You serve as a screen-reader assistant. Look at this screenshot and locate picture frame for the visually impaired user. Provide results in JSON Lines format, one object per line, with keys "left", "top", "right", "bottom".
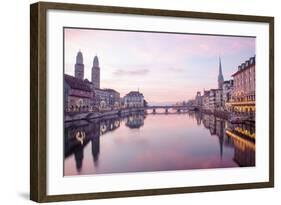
{"left": 30, "top": 1, "right": 274, "bottom": 202}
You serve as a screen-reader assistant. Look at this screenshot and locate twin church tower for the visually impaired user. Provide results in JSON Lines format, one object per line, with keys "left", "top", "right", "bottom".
{"left": 74, "top": 50, "right": 224, "bottom": 90}
{"left": 74, "top": 50, "right": 100, "bottom": 89}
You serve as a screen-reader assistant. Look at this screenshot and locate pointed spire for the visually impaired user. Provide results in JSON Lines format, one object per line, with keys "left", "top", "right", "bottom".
{"left": 219, "top": 56, "right": 222, "bottom": 75}
{"left": 218, "top": 56, "right": 224, "bottom": 89}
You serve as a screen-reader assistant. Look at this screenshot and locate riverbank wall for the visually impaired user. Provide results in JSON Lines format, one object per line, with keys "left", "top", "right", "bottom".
{"left": 201, "top": 109, "right": 230, "bottom": 120}
{"left": 65, "top": 107, "right": 231, "bottom": 122}
{"left": 65, "top": 108, "right": 145, "bottom": 122}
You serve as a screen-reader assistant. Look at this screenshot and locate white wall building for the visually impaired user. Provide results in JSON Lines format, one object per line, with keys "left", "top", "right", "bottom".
{"left": 124, "top": 91, "right": 144, "bottom": 108}
{"left": 202, "top": 90, "right": 210, "bottom": 110}
{"left": 209, "top": 89, "right": 223, "bottom": 111}
{"left": 195, "top": 91, "right": 203, "bottom": 107}
{"left": 222, "top": 80, "right": 234, "bottom": 111}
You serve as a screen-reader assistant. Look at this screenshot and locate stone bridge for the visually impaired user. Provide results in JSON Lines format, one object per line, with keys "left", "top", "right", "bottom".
{"left": 145, "top": 105, "right": 197, "bottom": 114}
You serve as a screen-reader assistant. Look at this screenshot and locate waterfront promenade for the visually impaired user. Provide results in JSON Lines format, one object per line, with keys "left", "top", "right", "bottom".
{"left": 65, "top": 104, "right": 254, "bottom": 124}
{"left": 64, "top": 105, "right": 197, "bottom": 122}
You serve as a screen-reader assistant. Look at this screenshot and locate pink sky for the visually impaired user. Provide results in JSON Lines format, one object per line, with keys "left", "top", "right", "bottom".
{"left": 64, "top": 28, "right": 255, "bottom": 105}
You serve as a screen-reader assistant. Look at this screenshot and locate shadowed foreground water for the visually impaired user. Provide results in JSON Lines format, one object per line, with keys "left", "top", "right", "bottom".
{"left": 64, "top": 112, "right": 255, "bottom": 176}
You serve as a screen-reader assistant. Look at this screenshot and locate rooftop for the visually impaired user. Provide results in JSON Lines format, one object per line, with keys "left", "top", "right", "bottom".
{"left": 64, "top": 74, "right": 91, "bottom": 92}
{"left": 125, "top": 91, "right": 144, "bottom": 97}
{"left": 232, "top": 56, "right": 255, "bottom": 77}
{"left": 103, "top": 88, "right": 119, "bottom": 93}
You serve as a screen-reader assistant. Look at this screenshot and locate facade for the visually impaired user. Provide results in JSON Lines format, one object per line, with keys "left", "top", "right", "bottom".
{"left": 93, "top": 88, "right": 110, "bottom": 108}
{"left": 209, "top": 90, "right": 215, "bottom": 111}
{"left": 91, "top": 55, "right": 100, "bottom": 89}
{"left": 103, "top": 89, "right": 120, "bottom": 108}
{"left": 222, "top": 80, "right": 234, "bottom": 110}
{"left": 202, "top": 90, "right": 210, "bottom": 110}
{"left": 93, "top": 88, "right": 120, "bottom": 109}
{"left": 228, "top": 56, "right": 255, "bottom": 114}
{"left": 194, "top": 91, "right": 203, "bottom": 107}
{"left": 64, "top": 74, "right": 93, "bottom": 110}
{"left": 124, "top": 91, "right": 144, "bottom": 108}
{"left": 209, "top": 89, "right": 223, "bottom": 111}
{"left": 200, "top": 57, "right": 233, "bottom": 112}
{"left": 218, "top": 57, "right": 224, "bottom": 89}
{"left": 74, "top": 51, "right": 84, "bottom": 80}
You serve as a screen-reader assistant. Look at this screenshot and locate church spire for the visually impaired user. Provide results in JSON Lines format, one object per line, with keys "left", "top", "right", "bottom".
{"left": 218, "top": 56, "right": 224, "bottom": 89}
{"left": 93, "top": 55, "right": 99, "bottom": 67}
{"left": 74, "top": 50, "right": 84, "bottom": 80}
{"left": 92, "top": 55, "right": 100, "bottom": 89}
{"left": 219, "top": 57, "right": 222, "bottom": 75}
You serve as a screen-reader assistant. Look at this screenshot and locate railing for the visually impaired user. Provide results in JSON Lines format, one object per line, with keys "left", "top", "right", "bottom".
{"left": 146, "top": 105, "right": 193, "bottom": 109}
{"left": 65, "top": 104, "right": 197, "bottom": 115}
{"left": 65, "top": 106, "right": 92, "bottom": 113}
{"left": 65, "top": 105, "right": 145, "bottom": 114}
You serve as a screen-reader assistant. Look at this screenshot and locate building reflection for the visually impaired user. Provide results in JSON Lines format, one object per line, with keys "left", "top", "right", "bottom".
{"left": 202, "top": 113, "right": 255, "bottom": 166}
{"left": 125, "top": 114, "right": 144, "bottom": 129}
{"left": 188, "top": 111, "right": 202, "bottom": 126}
{"left": 100, "top": 118, "right": 121, "bottom": 135}
{"left": 225, "top": 122, "right": 255, "bottom": 166}
{"left": 64, "top": 122, "right": 92, "bottom": 172}
{"left": 195, "top": 111, "right": 202, "bottom": 125}
{"left": 64, "top": 121, "right": 91, "bottom": 158}
{"left": 91, "top": 122, "right": 100, "bottom": 167}
{"left": 202, "top": 115, "right": 226, "bottom": 159}
{"left": 64, "top": 117, "right": 122, "bottom": 172}
{"left": 64, "top": 112, "right": 255, "bottom": 173}
{"left": 74, "top": 145, "right": 84, "bottom": 172}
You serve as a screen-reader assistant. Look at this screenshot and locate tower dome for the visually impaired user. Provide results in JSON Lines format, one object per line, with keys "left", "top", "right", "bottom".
{"left": 74, "top": 50, "right": 84, "bottom": 80}
{"left": 93, "top": 55, "right": 99, "bottom": 67}
{"left": 92, "top": 55, "right": 100, "bottom": 89}
{"left": 76, "top": 50, "right": 83, "bottom": 64}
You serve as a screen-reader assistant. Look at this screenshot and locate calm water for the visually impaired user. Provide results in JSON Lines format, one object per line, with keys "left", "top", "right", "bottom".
{"left": 64, "top": 112, "right": 255, "bottom": 176}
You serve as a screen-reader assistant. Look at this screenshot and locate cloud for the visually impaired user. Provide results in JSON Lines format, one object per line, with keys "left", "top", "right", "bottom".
{"left": 168, "top": 67, "right": 184, "bottom": 72}
{"left": 113, "top": 68, "right": 150, "bottom": 76}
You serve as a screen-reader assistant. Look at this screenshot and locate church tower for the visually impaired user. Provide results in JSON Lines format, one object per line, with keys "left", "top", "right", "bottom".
{"left": 218, "top": 57, "right": 224, "bottom": 89}
{"left": 91, "top": 55, "right": 100, "bottom": 89}
{"left": 74, "top": 50, "right": 84, "bottom": 80}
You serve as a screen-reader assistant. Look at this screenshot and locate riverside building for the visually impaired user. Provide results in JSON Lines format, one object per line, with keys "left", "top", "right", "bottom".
{"left": 124, "top": 91, "right": 144, "bottom": 108}
{"left": 227, "top": 56, "right": 256, "bottom": 115}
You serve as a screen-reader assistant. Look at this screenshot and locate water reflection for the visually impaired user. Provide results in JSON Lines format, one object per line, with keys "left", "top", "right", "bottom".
{"left": 64, "top": 112, "right": 255, "bottom": 176}
{"left": 64, "top": 118, "right": 120, "bottom": 172}
{"left": 91, "top": 132, "right": 100, "bottom": 167}
{"left": 74, "top": 144, "right": 83, "bottom": 172}
{"left": 201, "top": 114, "right": 227, "bottom": 159}
{"left": 226, "top": 122, "right": 255, "bottom": 166}
{"left": 126, "top": 114, "right": 144, "bottom": 129}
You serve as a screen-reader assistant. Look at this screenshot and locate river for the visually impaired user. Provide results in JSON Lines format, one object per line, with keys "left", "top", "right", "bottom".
{"left": 64, "top": 111, "right": 255, "bottom": 176}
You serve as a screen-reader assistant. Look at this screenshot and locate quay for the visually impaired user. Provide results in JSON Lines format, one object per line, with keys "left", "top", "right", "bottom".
{"left": 65, "top": 107, "right": 145, "bottom": 122}
{"left": 65, "top": 104, "right": 254, "bottom": 124}
{"left": 64, "top": 105, "right": 197, "bottom": 122}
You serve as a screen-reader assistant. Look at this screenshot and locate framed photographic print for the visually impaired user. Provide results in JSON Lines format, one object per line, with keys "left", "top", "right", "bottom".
{"left": 30, "top": 1, "right": 274, "bottom": 202}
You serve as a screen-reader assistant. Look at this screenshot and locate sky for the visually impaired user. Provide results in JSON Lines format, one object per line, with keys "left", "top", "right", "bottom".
{"left": 64, "top": 28, "right": 255, "bottom": 105}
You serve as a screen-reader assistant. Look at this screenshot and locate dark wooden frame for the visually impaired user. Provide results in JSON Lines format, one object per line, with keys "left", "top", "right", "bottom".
{"left": 30, "top": 1, "right": 274, "bottom": 202}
